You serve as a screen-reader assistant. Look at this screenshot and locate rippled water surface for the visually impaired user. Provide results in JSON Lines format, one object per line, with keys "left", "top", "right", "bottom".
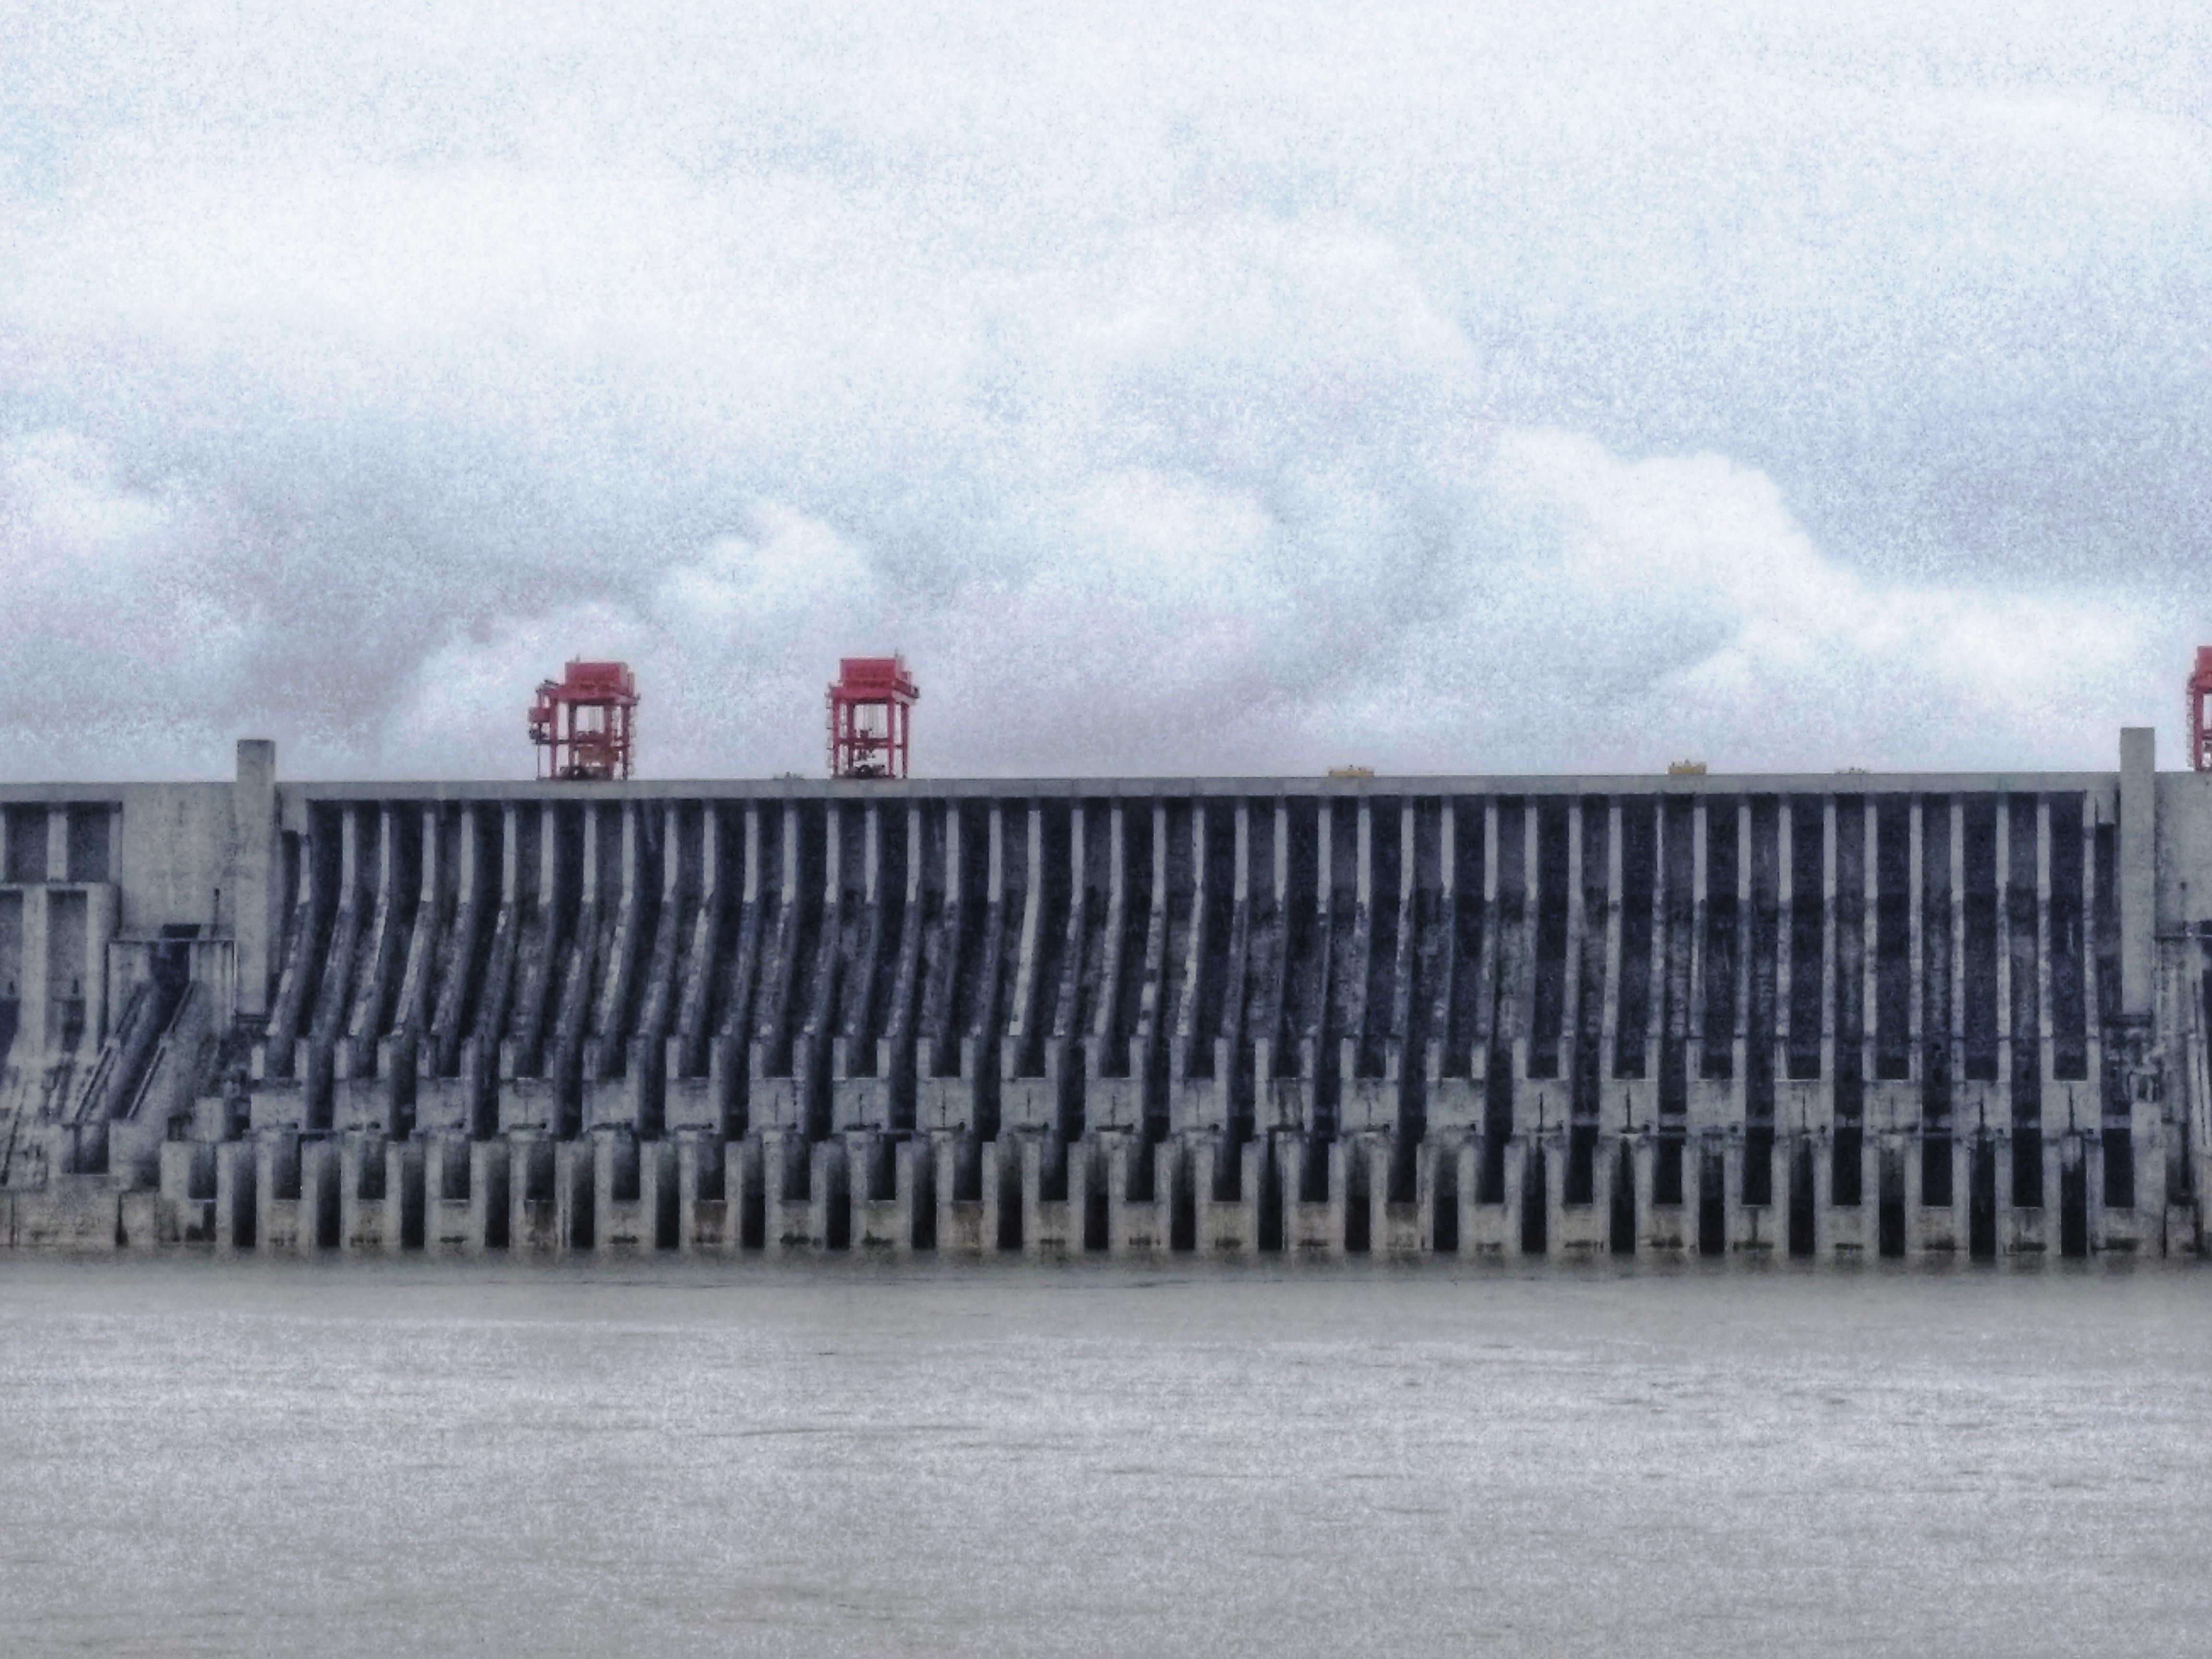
{"left": 2, "top": 1257, "right": 2208, "bottom": 1658}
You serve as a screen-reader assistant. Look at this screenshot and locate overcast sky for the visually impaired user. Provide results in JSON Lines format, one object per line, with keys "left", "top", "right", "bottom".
{"left": 3, "top": 1, "right": 2207, "bottom": 781}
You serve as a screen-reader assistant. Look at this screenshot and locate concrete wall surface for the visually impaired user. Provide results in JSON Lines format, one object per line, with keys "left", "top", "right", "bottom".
{"left": 4, "top": 729, "right": 2211, "bottom": 1262}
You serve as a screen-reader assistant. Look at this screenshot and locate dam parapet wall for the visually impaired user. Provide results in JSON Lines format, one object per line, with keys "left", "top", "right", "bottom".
{"left": 3, "top": 733, "right": 2209, "bottom": 1261}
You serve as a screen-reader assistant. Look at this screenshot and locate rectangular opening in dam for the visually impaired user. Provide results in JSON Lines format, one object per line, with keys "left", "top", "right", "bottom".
{"left": 2061, "top": 1150, "right": 2089, "bottom": 1257}
{"left": 1919, "top": 796, "right": 1953, "bottom": 1152}
{"left": 1788, "top": 1138, "right": 1815, "bottom": 1257}
{"left": 1480, "top": 1049, "right": 1513, "bottom": 1204}
{"left": 1001, "top": 799, "right": 1045, "bottom": 1088}
{"left": 1923, "top": 1133, "right": 1953, "bottom": 1209}
{"left": 1566, "top": 1123, "right": 1596, "bottom": 1206}
{"left": 1654, "top": 1129, "right": 1684, "bottom": 1207}
{"left": 500, "top": 803, "right": 548, "bottom": 1082}
{"left": 1529, "top": 799, "right": 1569, "bottom": 1080}
{"left": 1064, "top": 799, "right": 1107, "bottom": 1134}
{"left": 1477, "top": 798, "right": 1525, "bottom": 1205}
{"left": 2105, "top": 1127, "right": 2134, "bottom": 1210}
{"left": 1743, "top": 1125, "right": 1773, "bottom": 1208}
{"left": 64, "top": 806, "right": 108, "bottom": 884}
{"left": 1787, "top": 798, "right": 1823, "bottom": 1080}
{"left": 1744, "top": 794, "right": 1779, "bottom": 1121}
{"left": 1442, "top": 798, "right": 1486, "bottom": 1083}
{"left": 2051, "top": 798, "right": 2089, "bottom": 1080}
{"left": 1610, "top": 1140, "right": 1636, "bottom": 1252}
{"left": 2093, "top": 815, "right": 2118, "bottom": 1031}
{"left": 1280, "top": 797, "right": 1321, "bottom": 1092}
{"left": 1697, "top": 1145, "right": 1726, "bottom": 1255}
{"left": 290, "top": 811, "right": 344, "bottom": 1072}
{"left": 1321, "top": 796, "right": 1358, "bottom": 1119}
{"left": 1702, "top": 797, "right": 1739, "bottom": 1081}
{"left": 1612, "top": 800, "right": 1656, "bottom": 1079}
{"left": 2008, "top": 795, "right": 2044, "bottom": 1182}
{"left": 3, "top": 805, "right": 45, "bottom": 882}
{"left": 1356, "top": 797, "right": 1403, "bottom": 1084}
{"left": 1875, "top": 797, "right": 1911, "bottom": 1080}
{"left": 942, "top": 801, "right": 993, "bottom": 1083}
{"left": 1832, "top": 1125, "right": 1863, "bottom": 1207}
{"left": 1962, "top": 797, "right": 1999, "bottom": 1084}
{"left": 1404, "top": 795, "right": 1447, "bottom": 1132}
{"left": 850, "top": 801, "right": 914, "bottom": 1082}
{"left": 1570, "top": 795, "right": 1607, "bottom": 1134}
{"left": 1658, "top": 796, "right": 1693, "bottom": 1127}
{"left": 1194, "top": 803, "right": 1235, "bottom": 1086}
{"left": 1829, "top": 794, "right": 1866, "bottom": 1133}
{"left": 1879, "top": 1143, "right": 1907, "bottom": 1256}
{"left": 0, "top": 895, "right": 22, "bottom": 1048}
{"left": 2014, "top": 1128, "right": 2044, "bottom": 1209}
{"left": 1105, "top": 799, "right": 1155, "bottom": 1081}
{"left": 1970, "top": 1137, "right": 1997, "bottom": 1260}
{"left": 1521, "top": 1143, "right": 1547, "bottom": 1254}
{"left": 550, "top": 804, "right": 592, "bottom": 1100}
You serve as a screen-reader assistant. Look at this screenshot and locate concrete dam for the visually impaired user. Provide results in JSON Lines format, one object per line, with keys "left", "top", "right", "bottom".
{"left": 4, "top": 729, "right": 2210, "bottom": 1262}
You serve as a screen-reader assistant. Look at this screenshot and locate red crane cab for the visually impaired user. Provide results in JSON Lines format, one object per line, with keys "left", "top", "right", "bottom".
{"left": 528, "top": 660, "right": 638, "bottom": 780}
{"left": 828, "top": 656, "right": 918, "bottom": 779}
{"left": 2191, "top": 648, "right": 2212, "bottom": 774}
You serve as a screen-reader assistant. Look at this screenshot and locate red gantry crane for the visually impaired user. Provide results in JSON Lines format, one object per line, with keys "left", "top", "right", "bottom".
{"left": 2191, "top": 648, "right": 2212, "bottom": 774}
{"left": 529, "top": 660, "right": 638, "bottom": 780}
{"left": 828, "top": 656, "right": 919, "bottom": 779}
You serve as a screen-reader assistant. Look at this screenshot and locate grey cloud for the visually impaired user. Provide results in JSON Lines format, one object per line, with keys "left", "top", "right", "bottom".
{"left": 1, "top": 0, "right": 2205, "bottom": 781}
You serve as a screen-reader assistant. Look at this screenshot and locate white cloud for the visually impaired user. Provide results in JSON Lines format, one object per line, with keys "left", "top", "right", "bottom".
{"left": 0, "top": 0, "right": 2204, "bottom": 781}
{"left": 0, "top": 432, "right": 254, "bottom": 777}
{"left": 383, "top": 424, "right": 2152, "bottom": 781}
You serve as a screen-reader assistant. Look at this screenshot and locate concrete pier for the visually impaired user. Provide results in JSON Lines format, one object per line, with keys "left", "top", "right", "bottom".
{"left": 5, "top": 732, "right": 2212, "bottom": 1263}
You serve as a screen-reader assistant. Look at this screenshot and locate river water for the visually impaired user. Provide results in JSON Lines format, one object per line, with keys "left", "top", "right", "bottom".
{"left": 0, "top": 1257, "right": 2207, "bottom": 1658}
